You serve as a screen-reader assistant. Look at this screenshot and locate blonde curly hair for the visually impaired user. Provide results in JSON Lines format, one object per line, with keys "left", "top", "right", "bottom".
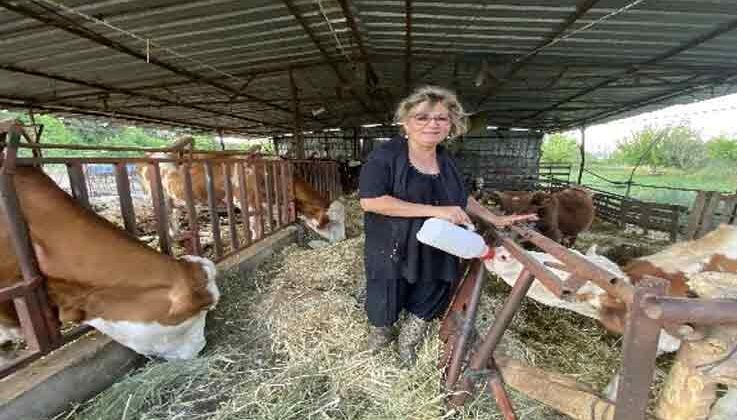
{"left": 394, "top": 85, "right": 468, "bottom": 139}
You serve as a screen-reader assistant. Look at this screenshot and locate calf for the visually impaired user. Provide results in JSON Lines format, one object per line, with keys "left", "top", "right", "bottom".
{"left": 0, "top": 167, "right": 219, "bottom": 360}
{"left": 496, "top": 187, "right": 594, "bottom": 246}
{"left": 485, "top": 224, "right": 737, "bottom": 397}
{"left": 138, "top": 151, "right": 264, "bottom": 240}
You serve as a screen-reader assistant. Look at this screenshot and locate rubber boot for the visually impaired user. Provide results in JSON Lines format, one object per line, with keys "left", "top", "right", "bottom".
{"left": 367, "top": 325, "right": 394, "bottom": 353}
{"left": 398, "top": 313, "right": 431, "bottom": 365}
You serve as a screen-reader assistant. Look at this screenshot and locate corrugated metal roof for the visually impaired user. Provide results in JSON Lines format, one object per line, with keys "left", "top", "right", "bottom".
{"left": 0, "top": 0, "right": 736, "bottom": 136}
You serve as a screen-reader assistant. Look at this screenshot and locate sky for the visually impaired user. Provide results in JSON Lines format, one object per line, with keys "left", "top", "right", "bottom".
{"left": 563, "top": 92, "right": 737, "bottom": 157}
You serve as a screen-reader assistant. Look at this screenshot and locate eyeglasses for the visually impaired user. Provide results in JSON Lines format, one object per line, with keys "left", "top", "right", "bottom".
{"left": 411, "top": 113, "right": 451, "bottom": 125}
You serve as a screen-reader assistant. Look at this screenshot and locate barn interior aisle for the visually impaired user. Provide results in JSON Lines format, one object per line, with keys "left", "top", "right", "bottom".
{"left": 58, "top": 195, "right": 674, "bottom": 420}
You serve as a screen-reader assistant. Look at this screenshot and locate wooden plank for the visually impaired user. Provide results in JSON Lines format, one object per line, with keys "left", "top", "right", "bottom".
{"left": 686, "top": 191, "right": 708, "bottom": 240}
{"left": 718, "top": 194, "right": 737, "bottom": 225}
{"left": 698, "top": 192, "right": 721, "bottom": 238}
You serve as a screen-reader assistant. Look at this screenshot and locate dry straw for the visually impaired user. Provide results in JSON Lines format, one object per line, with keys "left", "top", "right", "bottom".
{"left": 63, "top": 198, "right": 673, "bottom": 420}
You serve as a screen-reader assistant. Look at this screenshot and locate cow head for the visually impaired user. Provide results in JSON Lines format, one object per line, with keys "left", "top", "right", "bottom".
{"left": 85, "top": 255, "right": 219, "bottom": 361}
{"left": 495, "top": 191, "right": 534, "bottom": 214}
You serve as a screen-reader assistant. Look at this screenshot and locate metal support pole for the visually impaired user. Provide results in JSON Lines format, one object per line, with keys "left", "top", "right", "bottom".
{"left": 613, "top": 277, "right": 667, "bottom": 420}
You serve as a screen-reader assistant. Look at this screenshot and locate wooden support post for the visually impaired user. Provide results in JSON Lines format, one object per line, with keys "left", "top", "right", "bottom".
{"left": 669, "top": 204, "right": 680, "bottom": 242}
{"left": 686, "top": 191, "right": 708, "bottom": 240}
{"left": 577, "top": 126, "right": 586, "bottom": 185}
{"left": 640, "top": 203, "right": 651, "bottom": 235}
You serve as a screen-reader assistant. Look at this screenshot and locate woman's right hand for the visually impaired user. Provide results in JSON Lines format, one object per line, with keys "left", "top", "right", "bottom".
{"left": 433, "top": 206, "right": 473, "bottom": 226}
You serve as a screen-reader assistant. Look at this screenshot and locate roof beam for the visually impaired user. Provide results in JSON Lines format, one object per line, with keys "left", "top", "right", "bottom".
{"left": 282, "top": 0, "right": 376, "bottom": 118}
{"left": 511, "top": 15, "right": 737, "bottom": 125}
{"left": 0, "top": 64, "right": 293, "bottom": 131}
{"left": 336, "top": 0, "right": 393, "bottom": 113}
{"left": 558, "top": 73, "right": 736, "bottom": 131}
{"left": 404, "top": 0, "right": 412, "bottom": 95}
{"left": 475, "top": 0, "right": 600, "bottom": 109}
{"left": 0, "top": 0, "right": 299, "bottom": 119}
{"left": 0, "top": 95, "right": 247, "bottom": 133}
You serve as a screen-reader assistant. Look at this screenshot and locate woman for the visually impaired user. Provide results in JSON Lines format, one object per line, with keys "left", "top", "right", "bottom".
{"left": 359, "top": 86, "right": 536, "bottom": 364}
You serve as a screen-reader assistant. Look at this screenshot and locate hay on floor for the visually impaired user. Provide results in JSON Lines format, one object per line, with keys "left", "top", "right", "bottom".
{"left": 62, "top": 202, "right": 674, "bottom": 420}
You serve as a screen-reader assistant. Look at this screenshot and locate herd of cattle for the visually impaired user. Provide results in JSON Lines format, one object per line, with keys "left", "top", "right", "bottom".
{"left": 0, "top": 155, "right": 735, "bottom": 391}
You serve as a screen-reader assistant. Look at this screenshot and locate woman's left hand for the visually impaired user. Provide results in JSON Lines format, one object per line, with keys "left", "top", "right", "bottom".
{"left": 492, "top": 213, "right": 538, "bottom": 228}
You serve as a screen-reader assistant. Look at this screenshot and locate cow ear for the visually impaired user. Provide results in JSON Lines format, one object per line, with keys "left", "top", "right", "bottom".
{"left": 531, "top": 191, "right": 549, "bottom": 205}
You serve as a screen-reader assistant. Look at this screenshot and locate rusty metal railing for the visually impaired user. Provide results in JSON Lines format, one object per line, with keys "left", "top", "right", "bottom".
{"left": 442, "top": 219, "right": 737, "bottom": 420}
{"left": 0, "top": 121, "right": 340, "bottom": 379}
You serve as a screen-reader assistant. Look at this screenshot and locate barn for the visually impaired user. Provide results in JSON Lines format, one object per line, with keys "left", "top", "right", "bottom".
{"left": 1, "top": 1, "right": 737, "bottom": 419}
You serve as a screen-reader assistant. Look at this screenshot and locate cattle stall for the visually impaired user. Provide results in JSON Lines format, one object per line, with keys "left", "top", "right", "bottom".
{"left": 0, "top": 121, "right": 342, "bottom": 379}
{"left": 453, "top": 129, "right": 545, "bottom": 192}
{"left": 272, "top": 125, "right": 400, "bottom": 162}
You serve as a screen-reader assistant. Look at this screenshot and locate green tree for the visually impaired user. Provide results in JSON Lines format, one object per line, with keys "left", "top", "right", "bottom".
{"left": 705, "top": 135, "right": 737, "bottom": 162}
{"left": 615, "top": 125, "right": 667, "bottom": 171}
{"left": 614, "top": 123, "right": 706, "bottom": 171}
{"left": 541, "top": 133, "right": 578, "bottom": 163}
{"left": 658, "top": 124, "right": 705, "bottom": 170}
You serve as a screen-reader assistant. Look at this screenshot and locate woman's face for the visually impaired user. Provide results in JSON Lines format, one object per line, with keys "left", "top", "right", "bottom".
{"left": 403, "top": 101, "right": 451, "bottom": 148}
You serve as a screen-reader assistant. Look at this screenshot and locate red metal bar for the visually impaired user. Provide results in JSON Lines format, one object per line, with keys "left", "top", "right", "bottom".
{"left": 223, "top": 162, "right": 239, "bottom": 251}
{"left": 114, "top": 163, "right": 137, "bottom": 236}
{"left": 0, "top": 125, "right": 61, "bottom": 352}
{"left": 451, "top": 269, "right": 535, "bottom": 407}
{"left": 445, "top": 260, "right": 486, "bottom": 388}
{"left": 487, "top": 358, "right": 517, "bottom": 420}
{"left": 271, "top": 161, "right": 282, "bottom": 229}
{"left": 509, "top": 224, "right": 634, "bottom": 304}
{"left": 146, "top": 162, "right": 172, "bottom": 255}
{"left": 280, "top": 161, "right": 288, "bottom": 227}
{"left": 203, "top": 161, "right": 223, "bottom": 259}
{"left": 613, "top": 278, "right": 667, "bottom": 420}
{"left": 263, "top": 162, "right": 275, "bottom": 234}
{"left": 237, "top": 162, "right": 253, "bottom": 245}
{"left": 182, "top": 161, "right": 202, "bottom": 256}
{"left": 253, "top": 162, "right": 266, "bottom": 239}
{"left": 497, "top": 234, "right": 564, "bottom": 298}
{"left": 287, "top": 162, "right": 296, "bottom": 222}
{"left": 643, "top": 297, "right": 737, "bottom": 325}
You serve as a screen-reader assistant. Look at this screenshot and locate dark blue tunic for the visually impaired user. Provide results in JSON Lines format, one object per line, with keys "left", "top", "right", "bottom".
{"left": 359, "top": 136, "right": 468, "bottom": 284}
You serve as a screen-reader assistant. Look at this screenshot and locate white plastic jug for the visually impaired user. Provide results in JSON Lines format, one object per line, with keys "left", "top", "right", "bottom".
{"left": 416, "top": 218, "right": 493, "bottom": 260}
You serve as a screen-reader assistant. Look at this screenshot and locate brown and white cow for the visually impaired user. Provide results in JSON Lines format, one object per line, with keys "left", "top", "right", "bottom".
{"left": 137, "top": 151, "right": 264, "bottom": 240}
{"left": 485, "top": 224, "right": 737, "bottom": 376}
{"left": 495, "top": 187, "right": 594, "bottom": 246}
{"left": 0, "top": 167, "right": 219, "bottom": 360}
{"left": 139, "top": 151, "right": 345, "bottom": 243}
